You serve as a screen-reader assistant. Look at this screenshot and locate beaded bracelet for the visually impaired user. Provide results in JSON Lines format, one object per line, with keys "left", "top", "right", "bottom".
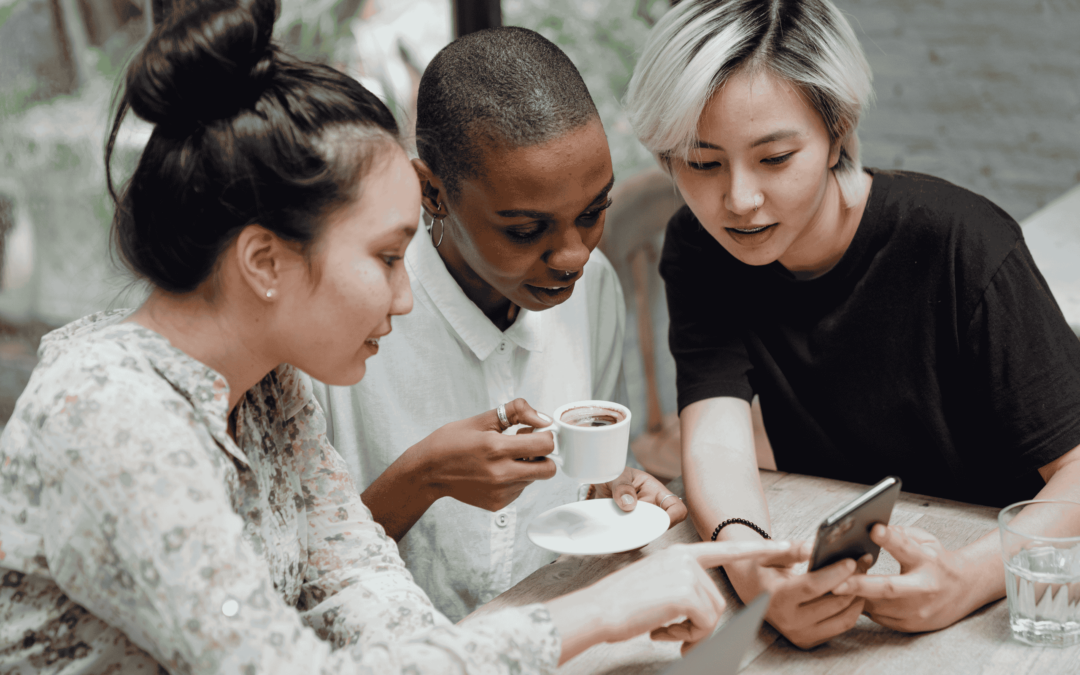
{"left": 711, "top": 517, "right": 772, "bottom": 541}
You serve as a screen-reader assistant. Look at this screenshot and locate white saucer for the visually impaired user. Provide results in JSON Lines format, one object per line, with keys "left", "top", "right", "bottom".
{"left": 527, "top": 498, "right": 670, "bottom": 556}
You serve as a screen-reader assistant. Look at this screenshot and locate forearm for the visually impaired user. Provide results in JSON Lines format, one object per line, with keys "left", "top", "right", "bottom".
{"left": 361, "top": 448, "right": 441, "bottom": 541}
{"left": 544, "top": 589, "right": 611, "bottom": 665}
{"left": 958, "top": 451, "right": 1080, "bottom": 612}
{"left": 680, "top": 398, "right": 771, "bottom": 595}
{"left": 682, "top": 398, "right": 770, "bottom": 538}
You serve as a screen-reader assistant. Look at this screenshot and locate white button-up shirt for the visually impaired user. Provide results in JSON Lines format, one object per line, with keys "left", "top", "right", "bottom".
{"left": 312, "top": 230, "right": 626, "bottom": 621}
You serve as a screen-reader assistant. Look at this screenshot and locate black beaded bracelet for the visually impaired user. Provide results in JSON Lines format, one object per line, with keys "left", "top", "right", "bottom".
{"left": 711, "top": 518, "right": 772, "bottom": 541}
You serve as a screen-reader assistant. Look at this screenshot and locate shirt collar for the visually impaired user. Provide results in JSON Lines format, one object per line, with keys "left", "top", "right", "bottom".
{"left": 406, "top": 223, "right": 544, "bottom": 360}
{"left": 84, "top": 314, "right": 251, "bottom": 468}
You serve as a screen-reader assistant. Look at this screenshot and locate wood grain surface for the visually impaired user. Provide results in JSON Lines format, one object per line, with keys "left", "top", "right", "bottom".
{"left": 467, "top": 471, "right": 1080, "bottom": 674}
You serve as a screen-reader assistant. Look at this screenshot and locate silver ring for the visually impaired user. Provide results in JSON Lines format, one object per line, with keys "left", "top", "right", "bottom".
{"left": 659, "top": 494, "right": 680, "bottom": 508}
{"left": 496, "top": 404, "right": 510, "bottom": 430}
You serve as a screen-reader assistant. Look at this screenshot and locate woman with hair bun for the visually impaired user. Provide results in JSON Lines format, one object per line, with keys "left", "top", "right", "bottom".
{"left": 626, "top": 0, "right": 1080, "bottom": 648}
{"left": 0, "top": 0, "right": 796, "bottom": 673}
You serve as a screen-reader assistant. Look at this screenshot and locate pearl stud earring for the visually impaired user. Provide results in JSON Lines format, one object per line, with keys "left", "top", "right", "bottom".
{"left": 265, "top": 289, "right": 276, "bottom": 299}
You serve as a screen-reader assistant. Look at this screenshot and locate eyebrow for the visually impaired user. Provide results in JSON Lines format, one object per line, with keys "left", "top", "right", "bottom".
{"left": 379, "top": 224, "right": 417, "bottom": 244}
{"left": 495, "top": 175, "right": 616, "bottom": 220}
{"left": 694, "top": 129, "right": 801, "bottom": 151}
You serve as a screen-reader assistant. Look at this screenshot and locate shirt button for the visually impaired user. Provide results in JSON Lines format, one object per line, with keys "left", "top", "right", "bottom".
{"left": 497, "top": 342, "right": 508, "bottom": 354}
{"left": 495, "top": 513, "right": 509, "bottom": 527}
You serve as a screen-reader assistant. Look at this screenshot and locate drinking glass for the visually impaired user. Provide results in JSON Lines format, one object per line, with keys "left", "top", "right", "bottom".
{"left": 998, "top": 500, "right": 1080, "bottom": 647}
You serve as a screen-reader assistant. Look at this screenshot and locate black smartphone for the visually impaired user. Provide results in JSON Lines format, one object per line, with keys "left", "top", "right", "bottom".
{"left": 808, "top": 476, "right": 902, "bottom": 572}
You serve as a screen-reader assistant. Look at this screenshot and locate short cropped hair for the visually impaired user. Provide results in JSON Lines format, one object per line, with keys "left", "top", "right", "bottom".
{"left": 415, "top": 27, "right": 599, "bottom": 199}
{"left": 625, "top": 0, "right": 874, "bottom": 206}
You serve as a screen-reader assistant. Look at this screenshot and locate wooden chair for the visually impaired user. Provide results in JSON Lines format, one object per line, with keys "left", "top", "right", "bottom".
{"left": 600, "top": 170, "right": 776, "bottom": 480}
{"left": 599, "top": 170, "right": 685, "bottom": 480}
{"left": 0, "top": 180, "right": 34, "bottom": 294}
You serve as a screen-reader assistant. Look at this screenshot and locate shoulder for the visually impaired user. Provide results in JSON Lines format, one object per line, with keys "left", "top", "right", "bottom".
{"left": 659, "top": 205, "right": 738, "bottom": 283}
{"left": 23, "top": 319, "right": 174, "bottom": 421}
{"left": 583, "top": 247, "right": 621, "bottom": 299}
{"left": 582, "top": 247, "right": 625, "bottom": 328}
{"left": 661, "top": 205, "right": 731, "bottom": 258}
{"left": 871, "top": 169, "right": 1021, "bottom": 252}
{"left": 15, "top": 325, "right": 234, "bottom": 491}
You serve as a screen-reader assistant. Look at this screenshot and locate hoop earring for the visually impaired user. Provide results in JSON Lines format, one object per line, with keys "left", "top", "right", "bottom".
{"left": 431, "top": 219, "right": 445, "bottom": 248}
{"left": 426, "top": 201, "right": 447, "bottom": 248}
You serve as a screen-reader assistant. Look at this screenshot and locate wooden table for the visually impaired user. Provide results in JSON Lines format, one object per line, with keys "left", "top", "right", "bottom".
{"left": 469, "top": 470, "right": 1080, "bottom": 674}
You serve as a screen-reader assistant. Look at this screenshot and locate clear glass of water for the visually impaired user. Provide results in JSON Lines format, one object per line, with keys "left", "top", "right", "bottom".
{"left": 998, "top": 500, "right": 1080, "bottom": 647}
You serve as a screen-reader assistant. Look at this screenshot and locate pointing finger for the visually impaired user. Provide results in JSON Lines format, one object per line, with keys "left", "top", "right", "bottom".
{"left": 690, "top": 540, "right": 795, "bottom": 569}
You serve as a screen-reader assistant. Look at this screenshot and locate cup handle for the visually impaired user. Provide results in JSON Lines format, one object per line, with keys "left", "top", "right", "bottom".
{"left": 535, "top": 413, "right": 562, "bottom": 469}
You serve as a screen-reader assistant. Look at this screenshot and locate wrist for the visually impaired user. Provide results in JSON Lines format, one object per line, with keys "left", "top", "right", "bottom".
{"left": 954, "top": 541, "right": 1007, "bottom": 612}
{"left": 398, "top": 442, "right": 445, "bottom": 503}
{"left": 712, "top": 524, "right": 771, "bottom": 599}
{"left": 546, "top": 588, "right": 613, "bottom": 663}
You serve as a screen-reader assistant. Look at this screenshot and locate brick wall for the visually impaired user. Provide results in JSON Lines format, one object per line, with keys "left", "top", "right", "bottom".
{"left": 848, "top": 0, "right": 1080, "bottom": 221}
{"left": 510, "top": 0, "right": 1080, "bottom": 222}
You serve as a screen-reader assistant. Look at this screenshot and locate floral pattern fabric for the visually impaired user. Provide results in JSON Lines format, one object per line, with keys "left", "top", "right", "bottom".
{"left": 0, "top": 311, "right": 560, "bottom": 674}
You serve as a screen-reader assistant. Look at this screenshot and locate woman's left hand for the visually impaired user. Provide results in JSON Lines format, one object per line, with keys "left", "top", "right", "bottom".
{"left": 831, "top": 523, "right": 973, "bottom": 632}
{"left": 592, "top": 467, "right": 688, "bottom": 526}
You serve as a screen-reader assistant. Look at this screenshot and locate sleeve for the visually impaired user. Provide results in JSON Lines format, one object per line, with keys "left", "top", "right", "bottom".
{"left": 964, "top": 238, "right": 1080, "bottom": 471}
{"left": 658, "top": 207, "right": 755, "bottom": 412}
{"left": 585, "top": 248, "right": 627, "bottom": 403}
{"left": 37, "top": 370, "right": 561, "bottom": 675}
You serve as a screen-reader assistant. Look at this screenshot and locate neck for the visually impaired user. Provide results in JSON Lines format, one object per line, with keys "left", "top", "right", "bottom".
{"left": 778, "top": 171, "right": 871, "bottom": 276}
{"left": 434, "top": 220, "right": 518, "bottom": 331}
{"left": 127, "top": 288, "right": 277, "bottom": 415}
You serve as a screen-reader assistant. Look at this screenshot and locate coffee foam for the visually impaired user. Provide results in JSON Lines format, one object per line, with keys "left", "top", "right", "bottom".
{"left": 560, "top": 405, "right": 625, "bottom": 428}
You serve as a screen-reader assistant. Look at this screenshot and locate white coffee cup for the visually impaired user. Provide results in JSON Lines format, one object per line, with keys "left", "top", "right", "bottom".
{"left": 536, "top": 400, "right": 631, "bottom": 483}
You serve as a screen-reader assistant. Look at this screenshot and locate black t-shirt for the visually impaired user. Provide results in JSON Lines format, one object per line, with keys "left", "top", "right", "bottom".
{"left": 660, "top": 169, "right": 1080, "bottom": 507}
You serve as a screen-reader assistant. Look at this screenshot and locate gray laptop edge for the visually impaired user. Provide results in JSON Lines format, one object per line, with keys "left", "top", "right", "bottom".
{"left": 663, "top": 592, "right": 771, "bottom": 675}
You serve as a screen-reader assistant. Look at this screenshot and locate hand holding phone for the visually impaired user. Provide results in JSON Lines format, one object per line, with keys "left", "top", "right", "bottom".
{"left": 808, "top": 476, "right": 902, "bottom": 572}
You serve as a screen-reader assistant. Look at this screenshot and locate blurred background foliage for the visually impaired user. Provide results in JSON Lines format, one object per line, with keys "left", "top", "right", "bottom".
{"left": 0, "top": 0, "right": 1078, "bottom": 426}
{"left": 503, "top": 0, "right": 668, "bottom": 183}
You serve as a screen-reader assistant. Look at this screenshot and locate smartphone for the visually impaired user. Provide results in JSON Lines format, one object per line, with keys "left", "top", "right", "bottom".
{"left": 808, "top": 476, "right": 902, "bottom": 572}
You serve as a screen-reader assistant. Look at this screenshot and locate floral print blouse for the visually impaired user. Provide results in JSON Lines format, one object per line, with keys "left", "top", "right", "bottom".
{"left": 0, "top": 311, "right": 560, "bottom": 674}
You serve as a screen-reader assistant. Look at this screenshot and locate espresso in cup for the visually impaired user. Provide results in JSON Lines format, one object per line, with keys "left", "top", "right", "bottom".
{"left": 560, "top": 406, "right": 626, "bottom": 428}
{"left": 538, "top": 400, "right": 632, "bottom": 483}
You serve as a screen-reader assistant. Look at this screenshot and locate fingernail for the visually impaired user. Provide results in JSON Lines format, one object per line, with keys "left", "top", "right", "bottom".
{"left": 835, "top": 582, "right": 849, "bottom": 594}
{"left": 621, "top": 495, "right": 634, "bottom": 506}
{"left": 537, "top": 413, "right": 552, "bottom": 424}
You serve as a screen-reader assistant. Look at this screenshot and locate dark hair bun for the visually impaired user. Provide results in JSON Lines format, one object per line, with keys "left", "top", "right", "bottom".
{"left": 126, "top": 0, "right": 278, "bottom": 126}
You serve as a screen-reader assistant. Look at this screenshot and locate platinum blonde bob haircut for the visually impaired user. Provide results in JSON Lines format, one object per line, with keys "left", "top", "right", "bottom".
{"left": 626, "top": 0, "right": 874, "bottom": 206}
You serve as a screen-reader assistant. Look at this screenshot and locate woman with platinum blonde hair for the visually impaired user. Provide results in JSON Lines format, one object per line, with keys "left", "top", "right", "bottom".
{"left": 626, "top": 0, "right": 1080, "bottom": 650}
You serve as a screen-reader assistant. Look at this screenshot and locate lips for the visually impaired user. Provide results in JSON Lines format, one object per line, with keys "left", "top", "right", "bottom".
{"left": 364, "top": 331, "right": 388, "bottom": 354}
{"left": 729, "top": 224, "right": 772, "bottom": 234}
{"left": 525, "top": 282, "right": 576, "bottom": 306}
{"left": 725, "top": 222, "right": 778, "bottom": 245}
